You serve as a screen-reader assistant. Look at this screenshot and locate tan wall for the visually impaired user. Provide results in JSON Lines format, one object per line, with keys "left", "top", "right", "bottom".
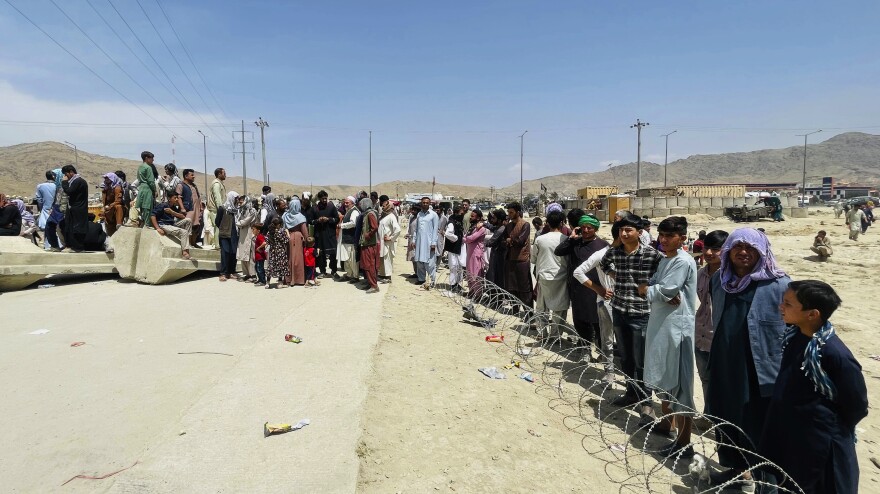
{"left": 577, "top": 186, "right": 619, "bottom": 199}
{"left": 675, "top": 185, "right": 746, "bottom": 197}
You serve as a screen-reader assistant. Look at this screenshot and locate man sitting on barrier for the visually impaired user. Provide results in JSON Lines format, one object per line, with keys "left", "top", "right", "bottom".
{"left": 150, "top": 190, "right": 192, "bottom": 260}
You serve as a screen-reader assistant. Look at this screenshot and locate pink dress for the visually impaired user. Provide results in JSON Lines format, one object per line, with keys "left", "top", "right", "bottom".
{"left": 464, "top": 225, "right": 487, "bottom": 296}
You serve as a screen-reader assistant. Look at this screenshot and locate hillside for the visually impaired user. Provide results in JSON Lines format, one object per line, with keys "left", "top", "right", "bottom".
{"left": 501, "top": 131, "right": 880, "bottom": 196}
{"left": 1, "top": 133, "right": 878, "bottom": 200}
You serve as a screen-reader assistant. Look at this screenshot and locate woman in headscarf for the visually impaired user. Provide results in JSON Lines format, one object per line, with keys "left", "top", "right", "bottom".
{"left": 260, "top": 193, "right": 276, "bottom": 229}
{"left": 283, "top": 197, "right": 309, "bottom": 286}
{"left": 46, "top": 167, "right": 66, "bottom": 249}
{"left": 265, "top": 216, "right": 290, "bottom": 288}
{"left": 101, "top": 172, "right": 125, "bottom": 237}
{"left": 463, "top": 209, "right": 487, "bottom": 298}
{"left": 218, "top": 191, "right": 240, "bottom": 281}
{"left": 357, "top": 197, "right": 381, "bottom": 293}
{"left": 235, "top": 196, "right": 259, "bottom": 282}
{"left": 0, "top": 194, "right": 21, "bottom": 236}
{"left": 705, "top": 228, "right": 790, "bottom": 486}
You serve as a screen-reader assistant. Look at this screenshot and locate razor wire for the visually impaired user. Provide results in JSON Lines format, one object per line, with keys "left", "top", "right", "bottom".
{"left": 425, "top": 265, "right": 803, "bottom": 494}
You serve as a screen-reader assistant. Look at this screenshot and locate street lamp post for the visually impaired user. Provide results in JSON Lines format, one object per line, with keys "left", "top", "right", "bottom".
{"left": 197, "top": 130, "right": 208, "bottom": 195}
{"left": 795, "top": 129, "right": 822, "bottom": 208}
{"left": 369, "top": 130, "right": 372, "bottom": 193}
{"left": 519, "top": 130, "right": 528, "bottom": 205}
{"left": 660, "top": 130, "right": 677, "bottom": 188}
{"left": 63, "top": 141, "right": 78, "bottom": 167}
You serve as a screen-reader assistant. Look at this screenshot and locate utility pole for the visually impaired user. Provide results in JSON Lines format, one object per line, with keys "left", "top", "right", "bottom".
{"left": 369, "top": 130, "right": 372, "bottom": 193}
{"left": 171, "top": 135, "right": 176, "bottom": 165}
{"left": 233, "top": 120, "right": 255, "bottom": 197}
{"left": 63, "top": 141, "right": 78, "bottom": 166}
{"left": 255, "top": 117, "right": 269, "bottom": 186}
{"left": 630, "top": 119, "right": 649, "bottom": 191}
{"left": 519, "top": 130, "right": 528, "bottom": 205}
{"left": 660, "top": 130, "right": 677, "bottom": 188}
{"left": 796, "top": 129, "right": 822, "bottom": 208}
{"left": 490, "top": 185, "right": 495, "bottom": 203}
{"left": 198, "top": 130, "right": 208, "bottom": 194}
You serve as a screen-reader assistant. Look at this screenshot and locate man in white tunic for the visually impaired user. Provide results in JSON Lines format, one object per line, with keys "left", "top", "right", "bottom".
{"left": 443, "top": 206, "right": 468, "bottom": 290}
{"left": 846, "top": 205, "right": 866, "bottom": 240}
{"left": 378, "top": 195, "right": 401, "bottom": 283}
{"left": 338, "top": 196, "right": 361, "bottom": 281}
{"left": 410, "top": 196, "right": 439, "bottom": 289}
{"left": 638, "top": 216, "right": 697, "bottom": 458}
{"left": 530, "top": 210, "right": 569, "bottom": 339}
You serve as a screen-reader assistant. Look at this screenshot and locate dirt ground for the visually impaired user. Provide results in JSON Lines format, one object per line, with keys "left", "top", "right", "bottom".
{"left": 357, "top": 207, "right": 880, "bottom": 493}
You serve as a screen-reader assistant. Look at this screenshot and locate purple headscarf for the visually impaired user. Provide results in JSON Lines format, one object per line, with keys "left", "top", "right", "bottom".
{"left": 545, "top": 202, "right": 563, "bottom": 215}
{"left": 719, "top": 228, "right": 786, "bottom": 294}
{"left": 12, "top": 199, "right": 35, "bottom": 224}
{"left": 102, "top": 172, "right": 123, "bottom": 189}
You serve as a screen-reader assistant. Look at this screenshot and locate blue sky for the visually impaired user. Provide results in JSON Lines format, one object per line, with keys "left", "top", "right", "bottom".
{"left": 1, "top": 0, "right": 878, "bottom": 188}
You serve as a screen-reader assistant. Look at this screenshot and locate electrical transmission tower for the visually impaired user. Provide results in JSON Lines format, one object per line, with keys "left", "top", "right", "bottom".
{"left": 233, "top": 120, "right": 255, "bottom": 196}
{"left": 255, "top": 118, "right": 269, "bottom": 186}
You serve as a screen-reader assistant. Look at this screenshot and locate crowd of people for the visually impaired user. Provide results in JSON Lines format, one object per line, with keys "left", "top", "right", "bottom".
{"left": 421, "top": 201, "right": 867, "bottom": 493}
{"left": 1, "top": 151, "right": 872, "bottom": 491}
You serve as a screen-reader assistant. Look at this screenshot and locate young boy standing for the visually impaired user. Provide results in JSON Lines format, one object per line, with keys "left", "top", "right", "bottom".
{"left": 599, "top": 216, "right": 662, "bottom": 422}
{"left": 761, "top": 280, "right": 868, "bottom": 493}
{"left": 252, "top": 224, "right": 267, "bottom": 286}
{"left": 638, "top": 216, "right": 698, "bottom": 458}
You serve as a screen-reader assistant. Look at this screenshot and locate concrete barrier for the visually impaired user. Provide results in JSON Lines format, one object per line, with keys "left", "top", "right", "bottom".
{"left": 594, "top": 209, "right": 609, "bottom": 222}
{"left": 653, "top": 198, "right": 667, "bottom": 208}
{"left": 706, "top": 207, "right": 725, "bottom": 218}
{"left": 630, "top": 197, "right": 643, "bottom": 209}
{"left": 112, "top": 226, "right": 223, "bottom": 285}
{"left": 651, "top": 208, "right": 670, "bottom": 218}
{"left": 0, "top": 237, "right": 116, "bottom": 291}
{"left": 668, "top": 207, "right": 688, "bottom": 217}
{"left": 710, "top": 197, "right": 722, "bottom": 207}
{"left": 721, "top": 198, "right": 735, "bottom": 208}
{"left": 790, "top": 208, "right": 808, "bottom": 218}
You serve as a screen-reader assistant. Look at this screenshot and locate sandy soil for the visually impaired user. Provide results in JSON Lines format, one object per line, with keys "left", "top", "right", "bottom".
{"left": 357, "top": 208, "right": 880, "bottom": 493}
{"left": 0, "top": 271, "right": 382, "bottom": 493}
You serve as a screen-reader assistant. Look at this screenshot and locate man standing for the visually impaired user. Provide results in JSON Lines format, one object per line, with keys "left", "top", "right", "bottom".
{"left": 411, "top": 196, "right": 439, "bottom": 289}
{"left": 136, "top": 151, "right": 158, "bottom": 227}
{"left": 61, "top": 164, "right": 88, "bottom": 252}
{"left": 599, "top": 216, "right": 663, "bottom": 420}
{"left": 531, "top": 210, "right": 569, "bottom": 338}
{"left": 338, "top": 196, "right": 361, "bottom": 281}
{"left": 461, "top": 198, "right": 472, "bottom": 234}
{"left": 181, "top": 169, "right": 202, "bottom": 247}
{"left": 555, "top": 214, "right": 611, "bottom": 361}
{"left": 639, "top": 216, "right": 698, "bottom": 458}
{"left": 311, "top": 190, "right": 339, "bottom": 278}
{"left": 378, "top": 195, "right": 401, "bottom": 283}
{"left": 504, "top": 202, "right": 532, "bottom": 310}
{"left": 846, "top": 205, "right": 865, "bottom": 241}
{"left": 34, "top": 170, "right": 56, "bottom": 250}
{"left": 207, "top": 168, "right": 226, "bottom": 249}
{"left": 150, "top": 190, "right": 192, "bottom": 260}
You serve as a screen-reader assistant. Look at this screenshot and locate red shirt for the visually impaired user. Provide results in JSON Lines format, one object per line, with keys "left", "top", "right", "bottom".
{"left": 254, "top": 234, "right": 267, "bottom": 261}
{"left": 304, "top": 246, "right": 316, "bottom": 267}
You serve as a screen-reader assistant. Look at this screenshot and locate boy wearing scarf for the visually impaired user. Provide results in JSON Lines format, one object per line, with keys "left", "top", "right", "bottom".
{"left": 760, "top": 280, "right": 867, "bottom": 493}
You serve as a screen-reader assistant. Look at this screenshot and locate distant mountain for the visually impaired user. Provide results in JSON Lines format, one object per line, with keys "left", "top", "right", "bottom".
{"left": 2, "top": 133, "right": 878, "bottom": 200}
{"left": 502, "top": 131, "right": 880, "bottom": 197}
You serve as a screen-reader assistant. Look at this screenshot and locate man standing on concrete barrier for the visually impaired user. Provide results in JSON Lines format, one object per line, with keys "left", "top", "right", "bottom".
{"left": 411, "top": 196, "right": 439, "bottom": 289}
{"left": 181, "top": 169, "right": 202, "bottom": 248}
{"left": 207, "top": 168, "right": 226, "bottom": 249}
{"left": 61, "top": 164, "right": 88, "bottom": 252}
{"left": 135, "top": 152, "right": 158, "bottom": 227}
{"left": 150, "top": 190, "right": 192, "bottom": 260}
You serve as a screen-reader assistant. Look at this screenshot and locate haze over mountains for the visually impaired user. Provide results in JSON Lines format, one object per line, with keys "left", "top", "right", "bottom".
{"left": 1, "top": 132, "right": 878, "bottom": 200}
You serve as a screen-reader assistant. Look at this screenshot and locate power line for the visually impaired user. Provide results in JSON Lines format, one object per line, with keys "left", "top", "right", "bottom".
{"left": 2, "top": 0, "right": 202, "bottom": 153}
{"left": 133, "top": 0, "right": 228, "bottom": 143}
{"left": 105, "top": 0, "right": 230, "bottom": 147}
{"left": 48, "top": 0, "right": 198, "bottom": 141}
{"left": 153, "top": 0, "right": 232, "bottom": 120}
{"left": 84, "top": 0, "right": 192, "bottom": 119}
